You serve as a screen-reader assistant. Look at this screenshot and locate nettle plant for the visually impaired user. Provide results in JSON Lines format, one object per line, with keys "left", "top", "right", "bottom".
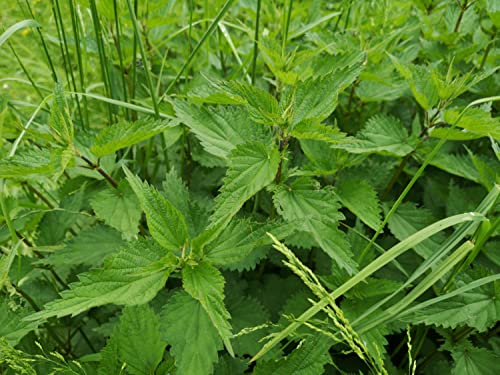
{"left": 0, "top": 0, "right": 499, "bottom": 374}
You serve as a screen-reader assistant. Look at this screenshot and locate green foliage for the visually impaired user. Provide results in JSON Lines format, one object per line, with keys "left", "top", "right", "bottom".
{"left": 254, "top": 335, "right": 332, "bottom": 375}
{"left": 335, "top": 177, "right": 383, "bottom": 231}
{"left": 210, "top": 141, "right": 280, "bottom": 228}
{"left": 182, "top": 261, "right": 233, "bottom": 355}
{"left": 90, "top": 181, "right": 142, "bottom": 240}
{"left": 273, "top": 177, "right": 356, "bottom": 273}
{"left": 1, "top": 0, "right": 499, "bottom": 374}
{"left": 161, "top": 291, "right": 222, "bottom": 375}
{"left": 25, "top": 239, "right": 176, "bottom": 321}
{"left": 334, "top": 114, "right": 416, "bottom": 156}
{"left": 99, "top": 304, "right": 166, "bottom": 374}
{"left": 125, "top": 167, "right": 189, "bottom": 252}
{"left": 90, "top": 118, "right": 174, "bottom": 157}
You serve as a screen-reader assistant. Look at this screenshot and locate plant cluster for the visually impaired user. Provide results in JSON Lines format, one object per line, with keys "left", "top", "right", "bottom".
{"left": 0, "top": 0, "right": 499, "bottom": 374}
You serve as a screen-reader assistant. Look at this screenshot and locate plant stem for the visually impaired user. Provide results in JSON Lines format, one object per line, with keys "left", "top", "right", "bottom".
{"left": 251, "top": 0, "right": 262, "bottom": 84}
{"left": 79, "top": 154, "right": 119, "bottom": 189}
{"left": 453, "top": 0, "right": 469, "bottom": 33}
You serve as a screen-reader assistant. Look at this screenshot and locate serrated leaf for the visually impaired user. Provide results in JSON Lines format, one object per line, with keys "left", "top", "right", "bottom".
{"left": 290, "top": 120, "right": 347, "bottom": 143}
{"left": 333, "top": 114, "right": 415, "bottom": 156}
{"left": 253, "top": 335, "right": 332, "bottom": 375}
{"left": 25, "top": 239, "right": 174, "bottom": 321}
{"left": 162, "top": 169, "right": 209, "bottom": 237}
{"left": 182, "top": 262, "right": 233, "bottom": 356}
{"left": 161, "top": 291, "right": 222, "bottom": 375}
{"left": 416, "top": 147, "right": 482, "bottom": 183}
{"left": 98, "top": 305, "right": 166, "bottom": 375}
{"left": 390, "top": 56, "right": 439, "bottom": 110}
{"left": 450, "top": 341, "right": 500, "bottom": 375}
{"left": 90, "top": 118, "right": 175, "bottom": 157}
{"left": 291, "top": 57, "right": 364, "bottom": 125}
{"left": 405, "top": 278, "right": 500, "bottom": 332}
{"left": 174, "top": 102, "right": 271, "bottom": 159}
{"left": 227, "top": 295, "right": 270, "bottom": 356}
{"left": 444, "top": 108, "right": 500, "bottom": 140}
{"left": 0, "top": 148, "right": 62, "bottom": 179}
{"left": 124, "top": 167, "right": 189, "bottom": 252}
{"left": 273, "top": 177, "right": 357, "bottom": 274}
{"left": 387, "top": 202, "right": 445, "bottom": 258}
{"left": 210, "top": 142, "right": 280, "bottom": 228}
{"left": 0, "top": 300, "right": 39, "bottom": 346}
{"left": 49, "top": 83, "right": 74, "bottom": 145}
{"left": 222, "top": 81, "right": 281, "bottom": 125}
{"left": 42, "top": 224, "right": 125, "bottom": 269}
{"left": 204, "top": 219, "right": 295, "bottom": 270}
{"left": 335, "top": 177, "right": 382, "bottom": 231}
{"left": 90, "top": 181, "right": 142, "bottom": 240}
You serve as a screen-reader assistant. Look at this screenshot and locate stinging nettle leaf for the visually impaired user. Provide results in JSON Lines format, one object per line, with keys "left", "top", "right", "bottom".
{"left": 290, "top": 56, "right": 364, "bottom": 126}
{"left": 90, "top": 118, "right": 176, "bottom": 157}
{"left": 273, "top": 177, "right": 357, "bottom": 274}
{"left": 0, "top": 148, "right": 63, "bottom": 179}
{"left": 24, "top": 239, "right": 175, "bottom": 321}
{"left": 90, "top": 180, "right": 142, "bottom": 240}
{"left": 335, "top": 177, "right": 383, "bottom": 231}
{"left": 161, "top": 291, "right": 222, "bottom": 375}
{"left": 182, "top": 261, "right": 233, "bottom": 356}
{"left": 174, "top": 101, "right": 272, "bottom": 160}
{"left": 204, "top": 219, "right": 296, "bottom": 271}
{"left": 0, "top": 300, "right": 39, "bottom": 346}
{"left": 41, "top": 224, "right": 125, "bottom": 269}
{"left": 254, "top": 335, "right": 332, "bottom": 375}
{"left": 333, "top": 114, "right": 415, "bottom": 156}
{"left": 124, "top": 167, "right": 189, "bottom": 252}
{"left": 209, "top": 141, "right": 280, "bottom": 228}
{"left": 290, "top": 119, "right": 348, "bottom": 144}
{"left": 98, "top": 304, "right": 166, "bottom": 375}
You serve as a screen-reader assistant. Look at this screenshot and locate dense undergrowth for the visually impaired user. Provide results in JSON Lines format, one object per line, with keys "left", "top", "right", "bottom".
{"left": 0, "top": 0, "right": 499, "bottom": 374}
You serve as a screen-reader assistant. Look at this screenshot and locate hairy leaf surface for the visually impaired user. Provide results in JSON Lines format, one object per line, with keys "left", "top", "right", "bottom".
{"left": 25, "top": 239, "right": 174, "bottom": 321}
{"left": 210, "top": 142, "right": 280, "bottom": 228}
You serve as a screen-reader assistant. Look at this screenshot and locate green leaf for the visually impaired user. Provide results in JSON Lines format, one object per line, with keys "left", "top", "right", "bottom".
{"left": 42, "top": 224, "right": 125, "bottom": 269}
{"left": 333, "top": 114, "right": 415, "bottom": 156}
{"left": 174, "top": 102, "right": 271, "bottom": 159}
{"left": 335, "top": 177, "right": 382, "bottom": 231}
{"left": 182, "top": 262, "right": 233, "bottom": 356}
{"left": 222, "top": 81, "right": 281, "bottom": 125}
{"left": 449, "top": 341, "right": 500, "bottom": 375}
{"left": 162, "top": 169, "right": 209, "bottom": 238}
{"left": 0, "top": 300, "right": 39, "bottom": 346}
{"left": 98, "top": 304, "right": 166, "bottom": 375}
{"left": 416, "top": 147, "right": 482, "bottom": 184}
{"left": 161, "top": 291, "right": 222, "bottom": 375}
{"left": 204, "top": 219, "right": 295, "bottom": 270}
{"left": 25, "top": 239, "right": 175, "bottom": 321}
{"left": 387, "top": 202, "right": 445, "bottom": 259}
{"left": 444, "top": 108, "right": 500, "bottom": 140}
{"left": 124, "top": 167, "right": 189, "bottom": 252}
{"left": 0, "top": 148, "right": 62, "bottom": 179}
{"left": 273, "top": 177, "right": 357, "bottom": 274}
{"left": 405, "top": 277, "right": 500, "bottom": 332}
{"left": 254, "top": 335, "right": 332, "bottom": 375}
{"left": 389, "top": 56, "right": 439, "bottom": 110}
{"left": 90, "top": 181, "right": 142, "bottom": 240}
{"left": 90, "top": 118, "right": 175, "bottom": 157}
{"left": 290, "top": 56, "right": 364, "bottom": 125}
{"left": 227, "top": 295, "right": 270, "bottom": 356}
{"left": 0, "top": 19, "right": 40, "bottom": 48}
{"left": 209, "top": 141, "right": 280, "bottom": 228}
{"left": 49, "top": 83, "right": 74, "bottom": 145}
{"left": 290, "top": 120, "right": 347, "bottom": 144}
